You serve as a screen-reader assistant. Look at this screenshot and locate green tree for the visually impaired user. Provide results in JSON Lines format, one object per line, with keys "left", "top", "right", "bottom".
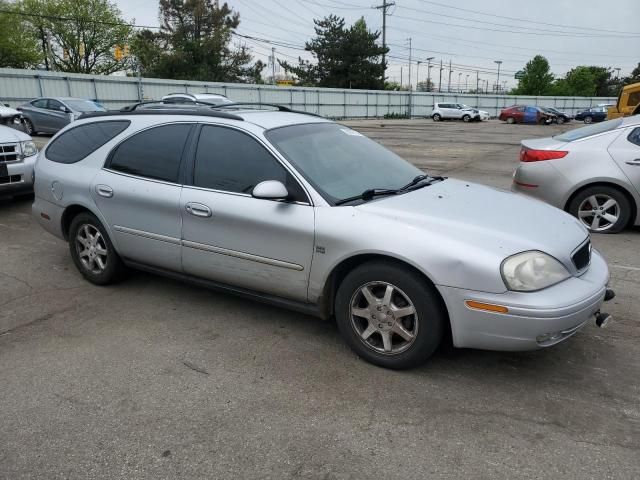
{"left": 133, "top": 0, "right": 262, "bottom": 82}
{"left": 280, "top": 15, "right": 387, "bottom": 89}
{"left": 20, "top": 0, "right": 133, "bottom": 74}
{"left": 563, "top": 66, "right": 597, "bottom": 96}
{"left": 0, "top": 0, "right": 41, "bottom": 68}
{"left": 512, "top": 55, "right": 554, "bottom": 95}
{"left": 623, "top": 63, "right": 640, "bottom": 84}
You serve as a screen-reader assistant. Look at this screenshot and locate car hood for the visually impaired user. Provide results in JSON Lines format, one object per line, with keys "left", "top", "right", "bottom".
{"left": 0, "top": 105, "right": 20, "bottom": 117}
{"left": 0, "top": 124, "right": 32, "bottom": 142}
{"left": 356, "top": 178, "right": 588, "bottom": 269}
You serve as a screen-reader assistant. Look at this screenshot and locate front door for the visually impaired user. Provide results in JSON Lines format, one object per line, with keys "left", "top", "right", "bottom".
{"left": 45, "top": 99, "right": 71, "bottom": 132}
{"left": 92, "top": 123, "right": 194, "bottom": 271}
{"left": 608, "top": 126, "right": 640, "bottom": 199}
{"left": 180, "top": 124, "right": 315, "bottom": 302}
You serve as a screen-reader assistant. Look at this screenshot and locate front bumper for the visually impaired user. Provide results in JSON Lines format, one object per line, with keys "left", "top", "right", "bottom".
{"left": 0, "top": 154, "right": 36, "bottom": 196}
{"left": 438, "top": 249, "right": 610, "bottom": 351}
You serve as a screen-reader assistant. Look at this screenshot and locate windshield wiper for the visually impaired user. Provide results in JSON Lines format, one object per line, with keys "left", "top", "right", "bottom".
{"left": 334, "top": 175, "right": 446, "bottom": 205}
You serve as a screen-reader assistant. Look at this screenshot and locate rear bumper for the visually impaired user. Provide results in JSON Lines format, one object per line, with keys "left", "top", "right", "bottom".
{"left": 0, "top": 154, "right": 36, "bottom": 196}
{"left": 511, "top": 161, "right": 571, "bottom": 209}
{"left": 32, "top": 195, "right": 66, "bottom": 240}
{"left": 438, "top": 250, "right": 609, "bottom": 351}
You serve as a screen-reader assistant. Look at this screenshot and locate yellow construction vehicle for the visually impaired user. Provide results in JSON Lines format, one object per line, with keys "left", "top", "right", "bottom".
{"left": 608, "top": 82, "right": 640, "bottom": 119}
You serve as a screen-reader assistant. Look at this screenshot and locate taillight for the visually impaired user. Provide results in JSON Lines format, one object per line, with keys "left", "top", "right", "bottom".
{"left": 520, "top": 147, "right": 568, "bottom": 162}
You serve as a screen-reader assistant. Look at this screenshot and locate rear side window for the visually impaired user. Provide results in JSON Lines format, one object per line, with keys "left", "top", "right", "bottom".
{"left": 31, "top": 99, "right": 47, "bottom": 108}
{"left": 107, "top": 124, "right": 192, "bottom": 183}
{"left": 46, "top": 120, "right": 130, "bottom": 164}
{"left": 628, "top": 128, "right": 640, "bottom": 146}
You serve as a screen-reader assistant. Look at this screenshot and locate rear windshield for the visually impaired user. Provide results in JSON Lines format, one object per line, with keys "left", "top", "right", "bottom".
{"left": 64, "top": 99, "right": 105, "bottom": 112}
{"left": 554, "top": 118, "right": 623, "bottom": 142}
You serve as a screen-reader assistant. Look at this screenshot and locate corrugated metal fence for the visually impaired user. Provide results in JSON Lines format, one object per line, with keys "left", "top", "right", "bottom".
{"left": 0, "top": 67, "right": 616, "bottom": 118}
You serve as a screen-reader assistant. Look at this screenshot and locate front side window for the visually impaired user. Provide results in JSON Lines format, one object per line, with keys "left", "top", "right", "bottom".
{"left": 267, "top": 123, "right": 422, "bottom": 204}
{"left": 47, "top": 120, "right": 130, "bottom": 164}
{"left": 192, "top": 125, "right": 307, "bottom": 202}
{"left": 108, "top": 124, "right": 192, "bottom": 183}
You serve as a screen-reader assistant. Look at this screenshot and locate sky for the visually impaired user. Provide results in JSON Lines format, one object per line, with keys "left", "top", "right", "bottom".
{"left": 115, "top": 0, "right": 640, "bottom": 91}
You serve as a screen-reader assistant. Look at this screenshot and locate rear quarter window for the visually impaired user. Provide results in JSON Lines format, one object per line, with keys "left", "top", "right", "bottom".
{"left": 46, "top": 120, "right": 130, "bottom": 164}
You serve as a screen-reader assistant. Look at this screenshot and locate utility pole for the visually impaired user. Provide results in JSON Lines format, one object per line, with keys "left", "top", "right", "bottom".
{"left": 465, "top": 74, "right": 469, "bottom": 93}
{"left": 271, "top": 47, "right": 276, "bottom": 85}
{"left": 615, "top": 67, "right": 621, "bottom": 79}
{"left": 447, "top": 60, "right": 452, "bottom": 93}
{"left": 407, "top": 37, "right": 412, "bottom": 117}
{"left": 494, "top": 60, "right": 502, "bottom": 93}
{"left": 476, "top": 70, "right": 479, "bottom": 93}
{"left": 458, "top": 72, "right": 462, "bottom": 93}
{"left": 400, "top": 66, "right": 403, "bottom": 87}
{"left": 438, "top": 60, "right": 443, "bottom": 92}
{"left": 375, "top": 0, "right": 395, "bottom": 80}
{"left": 416, "top": 61, "right": 421, "bottom": 90}
{"left": 426, "top": 57, "right": 434, "bottom": 92}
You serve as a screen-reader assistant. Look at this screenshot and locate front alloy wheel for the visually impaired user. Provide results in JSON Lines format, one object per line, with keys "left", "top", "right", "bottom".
{"left": 350, "top": 282, "right": 418, "bottom": 355}
{"left": 335, "top": 260, "right": 445, "bottom": 369}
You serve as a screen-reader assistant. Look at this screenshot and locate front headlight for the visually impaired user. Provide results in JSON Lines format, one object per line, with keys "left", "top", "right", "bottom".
{"left": 21, "top": 140, "right": 37, "bottom": 157}
{"left": 501, "top": 251, "right": 570, "bottom": 292}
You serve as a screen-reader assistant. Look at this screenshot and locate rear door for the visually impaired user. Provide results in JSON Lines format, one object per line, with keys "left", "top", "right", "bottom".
{"left": 608, "top": 126, "right": 640, "bottom": 197}
{"left": 26, "top": 99, "right": 50, "bottom": 130}
{"left": 92, "top": 122, "right": 194, "bottom": 271}
{"left": 46, "top": 99, "right": 71, "bottom": 132}
{"left": 180, "top": 124, "right": 315, "bottom": 301}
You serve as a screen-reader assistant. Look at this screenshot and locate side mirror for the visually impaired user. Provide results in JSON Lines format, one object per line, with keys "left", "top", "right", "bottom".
{"left": 59, "top": 106, "right": 69, "bottom": 113}
{"left": 252, "top": 180, "right": 289, "bottom": 200}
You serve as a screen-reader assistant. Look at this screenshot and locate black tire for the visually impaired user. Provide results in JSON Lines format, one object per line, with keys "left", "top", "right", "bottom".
{"left": 557, "top": 117, "right": 565, "bottom": 125}
{"left": 584, "top": 116, "right": 593, "bottom": 124}
{"left": 335, "top": 260, "right": 445, "bottom": 369}
{"left": 432, "top": 113, "right": 441, "bottom": 122}
{"left": 68, "top": 212, "right": 126, "bottom": 284}
{"left": 568, "top": 186, "right": 631, "bottom": 234}
{"left": 462, "top": 114, "right": 471, "bottom": 122}
{"left": 23, "top": 118, "right": 35, "bottom": 135}
{"left": 506, "top": 117, "right": 515, "bottom": 124}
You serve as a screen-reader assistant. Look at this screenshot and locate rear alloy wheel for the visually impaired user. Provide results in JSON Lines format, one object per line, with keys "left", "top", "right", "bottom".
{"left": 569, "top": 186, "right": 631, "bottom": 234}
{"left": 69, "top": 212, "right": 126, "bottom": 284}
{"left": 462, "top": 114, "right": 471, "bottom": 122}
{"left": 432, "top": 113, "right": 441, "bottom": 122}
{"left": 506, "top": 117, "right": 515, "bottom": 124}
{"left": 584, "top": 116, "right": 593, "bottom": 124}
{"left": 335, "top": 261, "right": 445, "bottom": 369}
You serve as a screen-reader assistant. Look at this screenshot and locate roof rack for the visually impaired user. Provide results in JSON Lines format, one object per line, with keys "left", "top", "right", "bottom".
{"left": 212, "top": 102, "right": 321, "bottom": 117}
{"left": 79, "top": 107, "right": 243, "bottom": 121}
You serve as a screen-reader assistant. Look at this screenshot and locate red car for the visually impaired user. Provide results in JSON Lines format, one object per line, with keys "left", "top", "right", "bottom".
{"left": 499, "top": 105, "right": 556, "bottom": 125}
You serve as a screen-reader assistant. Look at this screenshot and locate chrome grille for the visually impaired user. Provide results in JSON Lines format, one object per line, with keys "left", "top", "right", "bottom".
{"left": 572, "top": 241, "right": 591, "bottom": 271}
{"left": 0, "top": 143, "right": 19, "bottom": 163}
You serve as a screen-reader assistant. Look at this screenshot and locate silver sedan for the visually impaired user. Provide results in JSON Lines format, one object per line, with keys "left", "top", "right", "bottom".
{"left": 33, "top": 107, "right": 614, "bottom": 369}
{"left": 513, "top": 116, "right": 640, "bottom": 233}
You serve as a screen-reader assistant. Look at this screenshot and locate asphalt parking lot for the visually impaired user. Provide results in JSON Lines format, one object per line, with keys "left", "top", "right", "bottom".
{"left": 1, "top": 120, "right": 639, "bottom": 479}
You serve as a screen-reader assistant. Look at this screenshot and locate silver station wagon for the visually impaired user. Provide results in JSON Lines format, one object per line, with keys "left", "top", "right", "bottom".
{"left": 32, "top": 103, "right": 615, "bottom": 369}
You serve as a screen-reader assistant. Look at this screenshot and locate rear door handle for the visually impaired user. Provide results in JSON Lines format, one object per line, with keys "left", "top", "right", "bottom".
{"left": 96, "top": 185, "right": 113, "bottom": 198}
{"left": 625, "top": 159, "right": 640, "bottom": 166}
{"left": 185, "top": 202, "right": 212, "bottom": 218}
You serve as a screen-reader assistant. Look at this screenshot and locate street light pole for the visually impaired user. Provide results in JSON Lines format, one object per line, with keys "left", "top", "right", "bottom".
{"left": 494, "top": 60, "right": 502, "bottom": 93}
{"left": 416, "top": 61, "right": 421, "bottom": 91}
{"left": 465, "top": 74, "right": 469, "bottom": 93}
{"left": 458, "top": 72, "right": 462, "bottom": 93}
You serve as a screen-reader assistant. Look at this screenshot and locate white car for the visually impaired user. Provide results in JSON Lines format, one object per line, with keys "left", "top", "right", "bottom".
{"left": 0, "top": 101, "right": 22, "bottom": 127}
{"left": 0, "top": 124, "right": 38, "bottom": 197}
{"left": 431, "top": 103, "right": 490, "bottom": 122}
{"left": 161, "top": 93, "right": 233, "bottom": 105}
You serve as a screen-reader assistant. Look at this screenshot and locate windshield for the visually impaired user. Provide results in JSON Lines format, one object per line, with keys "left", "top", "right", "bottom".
{"left": 266, "top": 123, "right": 423, "bottom": 204}
{"left": 554, "top": 118, "right": 623, "bottom": 142}
{"left": 65, "top": 99, "right": 105, "bottom": 112}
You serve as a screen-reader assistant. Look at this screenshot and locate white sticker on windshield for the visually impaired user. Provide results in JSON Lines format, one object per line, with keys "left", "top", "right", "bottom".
{"left": 340, "top": 128, "right": 364, "bottom": 137}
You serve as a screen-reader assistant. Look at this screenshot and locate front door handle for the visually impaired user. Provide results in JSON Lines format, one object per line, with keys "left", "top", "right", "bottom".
{"left": 185, "top": 202, "right": 212, "bottom": 218}
{"left": 625, "top": 159, "right": 640, "bottom": 166}
{"left": 96, "top": 184, "right": 113, "bottom": 198}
